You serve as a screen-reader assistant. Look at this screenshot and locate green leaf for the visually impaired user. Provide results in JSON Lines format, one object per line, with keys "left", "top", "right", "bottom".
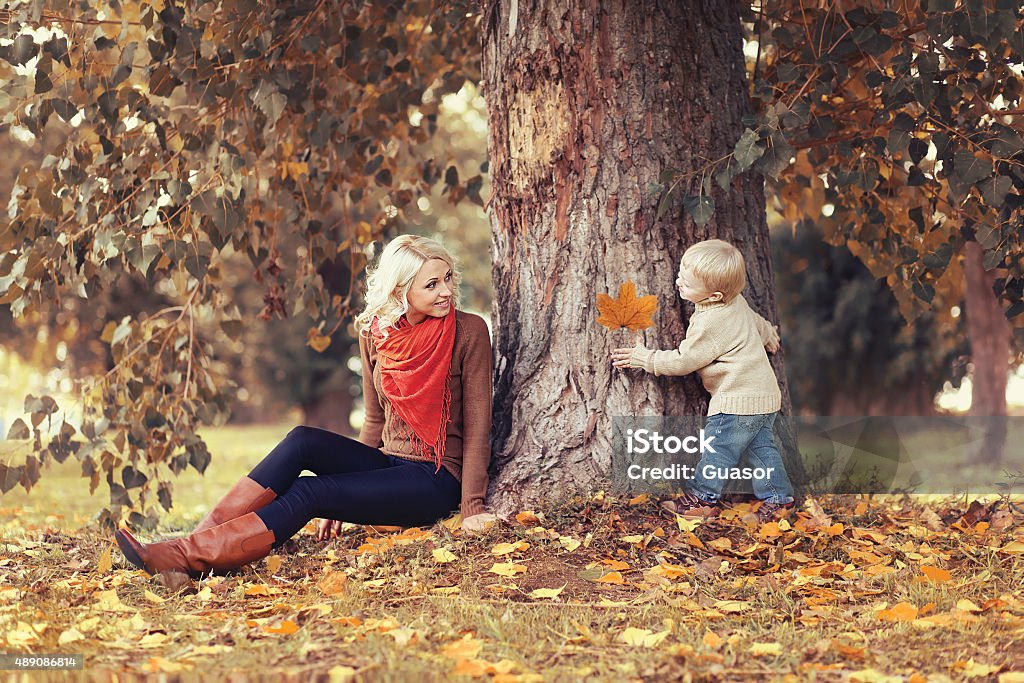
{"left": 682, "top": 195, "right": 715, "bottom": 227}
{"left": 755, "top": 131, "right": 793, "bottom": 179}
{"left": 980, "top": 175, "right": 1012, "bottom": 207}
{"left": 950, "top": 149, "right": 993, "bottom": 197}
{"left": 982, "top": 248, "right": 1003, "bottom": 271}
{"left": 734, "top": 128, "right": 764, "bottom": 172}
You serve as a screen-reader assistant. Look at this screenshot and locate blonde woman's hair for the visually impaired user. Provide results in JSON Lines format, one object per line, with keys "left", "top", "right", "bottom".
{"left": 681, "top": 239, "right": 746, "bottom": 303}
{"left": 354, "top": 235, "right": 461, "bottom": 337}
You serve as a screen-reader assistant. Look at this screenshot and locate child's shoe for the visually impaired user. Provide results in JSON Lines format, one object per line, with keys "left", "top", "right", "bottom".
{"left": 754, "top": 500, "right": 795, "bottom": 523}
{"left": 660, "top": 491, "right": 720, "bottom": 519}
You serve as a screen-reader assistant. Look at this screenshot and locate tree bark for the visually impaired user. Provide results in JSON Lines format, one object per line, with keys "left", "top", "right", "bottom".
{"left": 482, "top": 0, "right": 803, "bottom": 514}
{"left": 963, "top": 240, "right": 1010, "bottom": 463}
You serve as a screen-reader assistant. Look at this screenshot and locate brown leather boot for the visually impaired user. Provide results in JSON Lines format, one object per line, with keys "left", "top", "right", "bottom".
{"left": 115, "top": 512, "right": 276, "bottom": 578}
{"left": 192, "top": 476, "right": 277, "bottom": 534}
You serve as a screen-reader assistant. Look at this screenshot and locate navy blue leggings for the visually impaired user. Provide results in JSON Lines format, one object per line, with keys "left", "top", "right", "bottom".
{"left": 246, "top": 426, "right": 461, "bottom": 545}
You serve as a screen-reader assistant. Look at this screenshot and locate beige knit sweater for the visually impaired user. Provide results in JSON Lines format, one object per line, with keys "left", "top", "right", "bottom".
{"left": 630, "top": 295, "right": 782, "bottom": 416}
{"left": 358, "top": 310, "right": 493, "bottom": 517}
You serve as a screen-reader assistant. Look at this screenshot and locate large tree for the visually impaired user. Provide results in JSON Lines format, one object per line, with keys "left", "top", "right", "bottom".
{"left": 480, "top": 0, "right": 803, "bottom": 513}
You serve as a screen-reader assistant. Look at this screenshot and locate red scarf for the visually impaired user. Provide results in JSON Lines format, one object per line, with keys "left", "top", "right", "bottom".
{"left": 370, "top": 310, "right": 457, "bottom": 470}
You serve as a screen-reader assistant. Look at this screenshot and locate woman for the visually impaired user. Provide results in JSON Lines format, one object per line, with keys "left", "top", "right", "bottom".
{"left": 115, "top": 235, "right": 497, "bottom": 578}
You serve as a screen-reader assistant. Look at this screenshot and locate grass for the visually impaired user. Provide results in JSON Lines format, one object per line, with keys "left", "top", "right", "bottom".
{"left": 1, "top": 424, "right": 1023, "bottom": 681}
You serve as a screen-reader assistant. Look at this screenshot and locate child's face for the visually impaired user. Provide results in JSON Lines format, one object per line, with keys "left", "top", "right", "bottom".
{"left": 676, "top": 264, "right": 721, "bottom": 304}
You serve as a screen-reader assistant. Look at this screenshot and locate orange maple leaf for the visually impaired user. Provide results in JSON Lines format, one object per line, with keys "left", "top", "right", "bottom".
{"left": 596, "top": 280, "right": 658, "bottom": 331}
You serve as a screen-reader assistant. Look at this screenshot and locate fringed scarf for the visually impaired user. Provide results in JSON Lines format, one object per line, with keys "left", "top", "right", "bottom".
{"left": 370, "top": 310, "right": 457, "bottom": 471}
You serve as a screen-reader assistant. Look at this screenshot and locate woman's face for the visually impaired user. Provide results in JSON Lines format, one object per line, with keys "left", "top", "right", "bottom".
{"left": 404, "top": 258, "right": 454, "bottom": 324}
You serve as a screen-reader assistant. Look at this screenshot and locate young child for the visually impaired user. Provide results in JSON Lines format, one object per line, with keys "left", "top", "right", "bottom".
{"left": 611, "top": 239, "right": 795, "bottom": 521}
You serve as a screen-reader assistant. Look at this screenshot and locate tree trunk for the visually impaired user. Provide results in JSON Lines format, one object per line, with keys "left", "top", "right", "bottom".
{"left": 963, "top": 240, "right": 1010, "bottom": 463}
{"left": 482, "top": 0, "right": 803, "bottom": 514}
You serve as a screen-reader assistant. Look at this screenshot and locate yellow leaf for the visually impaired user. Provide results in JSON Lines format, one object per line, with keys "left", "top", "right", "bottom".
{"left": 245, "top": 583, "right": 271, "bottom": 596}
{"left": 595, "top": 571, "right": 625, "bottom": 584}
{"left": 877, "top": 602, "right": 918, "bottom": 622}
{"left": 94, "top": 588, "right": 131, "bottom": 611}
{"left": 530, "top": 585, "right": 566, "bottom": 600}
{"left": 955, "top": 598, "right": 982, "bottom": 613}
{"left": 328, "top": 665, "right": 357, "bottom": 682}
{"left": 750, "top": 642, "right": 782, "bottom": 656}
{"left": 714, "top": 600, "right": 751, "bottom": 613}
{"left": 58, "top": 628, "right": 84, "bottom": 645}
{"left": 629, "top": 494, "right": 650, "bottom": 505}
{"left": 491, "top": 541, "right": 530, "bottom": 556}
{"left": 488, "top": 562, "right": 528, "bottom": 578}
{"left": 703, "top": 630, "right": 724, "bottom": 649}
{"left": 143, "top": 590, "right": 165, "bottom": 604}
{"left": 442, "top": 634, "right": 483, "bottom": 660}
{"left": 515, "top": 511, "right": 541, "bottom": 525}
{"left": 601, "top": 559, "right": 630, "bottom": 571}
{"left": 433, "top": 547, "right": 458, "bottom": 563}
{"left": 827, "top": 523, "right": 845, "bottom": 536}
{"left": 263, "top": 620, "right": 299, "bottom": 635}
{"left": 997, "top": 539, "right": 1024, "bottom": 554}
{"left": 432, "top": 586, "right": 460, "bottom": 595}
{"left": 266, "top": 555, "right": 283, "bottom": 574}
{"left": 621, "top": 627, "right": 670, "bottom": 648}
{"left": 918, "top": 565, "right": 951, "bottom": 583}
{"left": 97, "top": 546, "right": 112, "bottom": 573}
{"left": 647, "top": 563, "right": 689, "bottom": 580}
{"left": 676, "top": 516, "right": 702, "bottom": 532}
{"left": 854, "top": 501, "right": 869, "bottom": 515}
{"left": 362, "top": 579, "right": 387, "bottom": 589}
{"left": 759, "top": 522, "right": 782, "bottom": 539}
{"left": 707, "top": 537, "right": 732, "bottom": 552}
{"left": 306, "top": 327, "right": 332, "bottom": 353}
{"left": 558, "top": 536, "right": 581, "bottom": 552}
{"left": 596, "top": 281, "right": 658, "bottom": 331}
{"left": 317, "top": 571, "right": 348, "bottom": 596}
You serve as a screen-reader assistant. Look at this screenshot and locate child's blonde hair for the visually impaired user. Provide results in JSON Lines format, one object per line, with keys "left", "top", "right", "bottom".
{"left": 354, "top": 235, "right": 461, "bottom": 337}
{"left": 681, "top": 239, "right": 746, "bottom": 303}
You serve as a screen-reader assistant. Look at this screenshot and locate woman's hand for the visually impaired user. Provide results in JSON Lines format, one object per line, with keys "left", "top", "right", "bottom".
{"left": 316, "top": 518, "right": 343, "bottom": 541}
{"left": 461, "top": 512, "right": 498, "bottom": 534}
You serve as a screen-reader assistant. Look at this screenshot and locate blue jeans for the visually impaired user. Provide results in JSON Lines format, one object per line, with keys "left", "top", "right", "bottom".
{"left": 247, "top": 426, "right": 461, "bottom": 546}
{"left": 688, "top": 413, "right": 794, "bottom": 505}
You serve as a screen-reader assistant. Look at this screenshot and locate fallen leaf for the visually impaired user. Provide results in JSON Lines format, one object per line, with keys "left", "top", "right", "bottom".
{"left": 877, "top": 602, "right": 918, "bottom": 622}
{"left": 558, "top": 536, "right": 581, "bottom": 552}
{"left": 491, "top": 541, "right": 530, "bottom": 556}
{"left": 97, "top": 546, "right": 112, "bottom": 573}
{"left": 750, "top": 642, "right": 782, "bottom": 656}
{"left": 714, "top": 600, "right": 751, "bottom": 613}
{"left": 266, "top": 555, "right": 283, "bottom": 574}
{"left": 263, "top": 620, "right": 299, "bottom": 635}
{"left": 433, "top": 547, "right": 458, "bottom": 563}
{"left": 317, "top": 571, "right": 348, "bottom": 596}
{"left": 530, "top": 585, "right": 566, "bottom": 600}
{"left": 595, "top": 571, "right": 626, "bottom": 584}
{"left": 703, "top": 630, "right": 724, "bottom": 649}
{"left": 515, "top": 511, "right": 541, "bottom": 525}
{"left": 488, "top": 562, "right": 527, "bottom": 578}
{"left": 442, "top": 634, "right": 483, "bottom": 660}
{"left": 917, "top": 565, "right": 951, "bottom": 583}
{"left": 597, "top": 280, "right": 658, "bottom": 331}
{"left": 621, "top": 627, "right": 670, "bottom": 648}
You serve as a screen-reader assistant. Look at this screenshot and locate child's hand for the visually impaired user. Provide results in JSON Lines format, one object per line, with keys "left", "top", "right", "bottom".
{"left": 765, "top": 325, "right": 780, "bottom": 353}
{"left": 611, "top": 336, "right": 647, "bottom": 369}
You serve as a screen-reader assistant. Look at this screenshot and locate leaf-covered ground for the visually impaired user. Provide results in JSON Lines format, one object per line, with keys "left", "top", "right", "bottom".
{"left": 2, "top": 492, "right": 1023, "bottom": 682}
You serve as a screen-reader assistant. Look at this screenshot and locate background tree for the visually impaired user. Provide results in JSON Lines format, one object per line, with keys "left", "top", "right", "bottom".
{"left": 772, "top": 220, "right": 968, "bottom": 416}
{"left": 748, "top": 1, "right": 1024, "bottom": 460}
